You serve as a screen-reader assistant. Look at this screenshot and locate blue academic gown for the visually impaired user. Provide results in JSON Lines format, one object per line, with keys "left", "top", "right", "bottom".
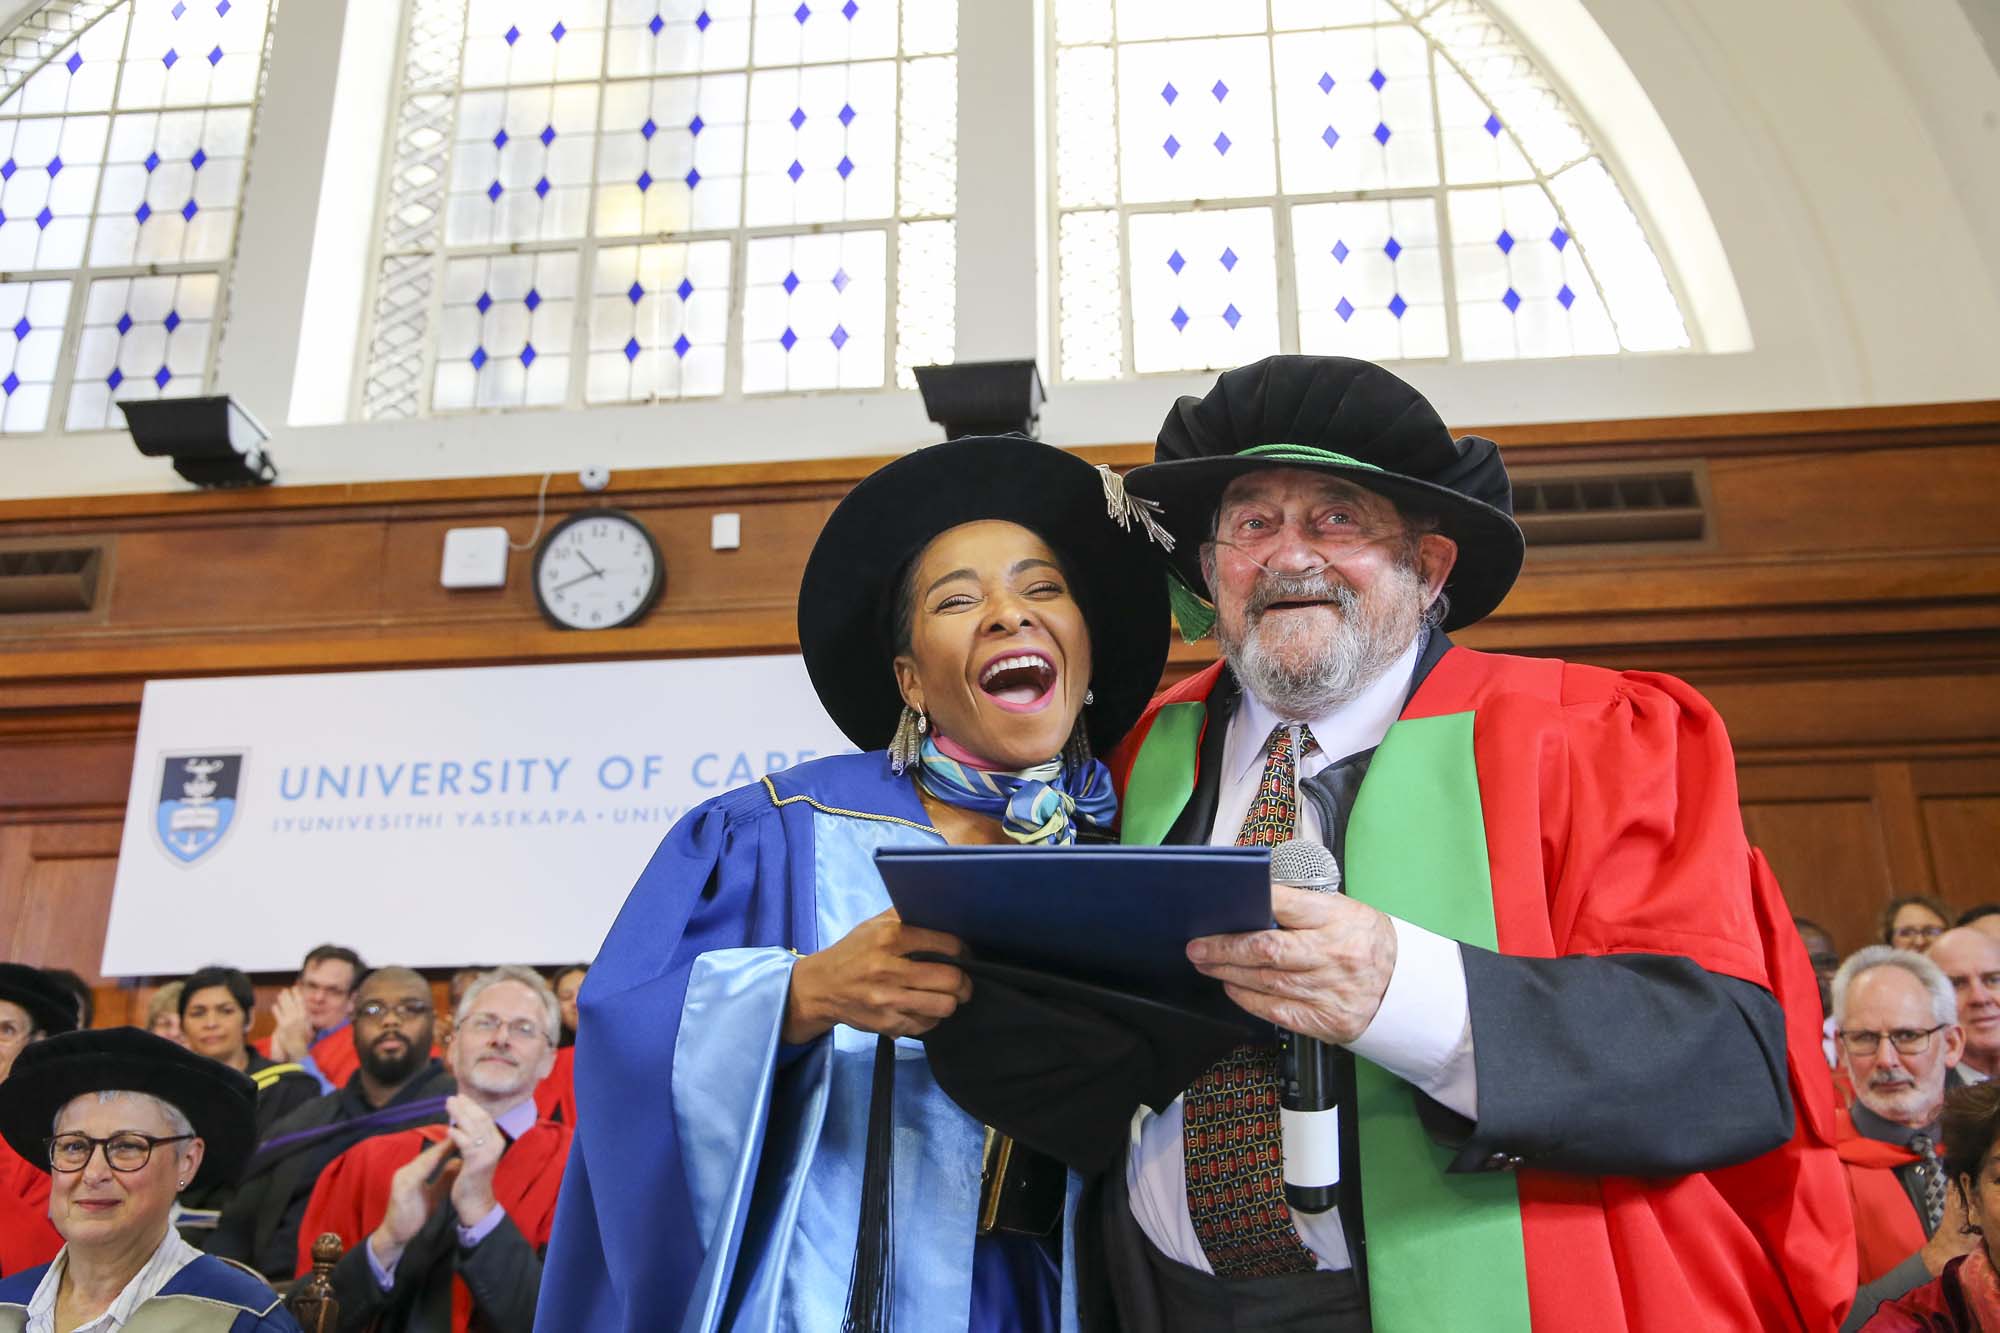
{"left": 536, "top": 753, "right": 1067, "bottom": 1333}
{"left": 0, "top": 1253, "right": 300, "bottom": 1331}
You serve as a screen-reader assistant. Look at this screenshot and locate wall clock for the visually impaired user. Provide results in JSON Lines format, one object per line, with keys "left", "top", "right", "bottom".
{"left": 532, "top": 508, "right": 665, "bottom": 630}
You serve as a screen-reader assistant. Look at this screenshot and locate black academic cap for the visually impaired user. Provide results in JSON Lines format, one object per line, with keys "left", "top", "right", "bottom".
{"left": 0, "top": 964, "right": 81, "bottom": 1039}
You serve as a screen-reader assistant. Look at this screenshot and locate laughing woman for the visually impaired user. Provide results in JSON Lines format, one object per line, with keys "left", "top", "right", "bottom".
{"left": 535, "top": 437, "right": 1169, "bottom": 1333}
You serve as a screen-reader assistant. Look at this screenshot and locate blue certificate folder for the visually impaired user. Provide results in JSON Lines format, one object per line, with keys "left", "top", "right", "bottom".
{"left": 874, "top": 844, "right": 1272, "bottom": 1020}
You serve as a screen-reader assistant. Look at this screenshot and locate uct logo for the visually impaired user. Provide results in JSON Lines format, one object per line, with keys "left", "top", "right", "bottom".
{"left": 155, "top": 753, "right": 244, "bottom": 865}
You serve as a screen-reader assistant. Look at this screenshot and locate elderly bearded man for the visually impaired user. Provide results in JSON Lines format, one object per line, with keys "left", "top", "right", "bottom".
{"left": 990, "top": 358, "right": 1846, "bottom": 1332}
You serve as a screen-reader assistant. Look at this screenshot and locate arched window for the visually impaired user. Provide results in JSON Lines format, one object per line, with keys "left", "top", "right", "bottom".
{"left": 359, "top": 0, "right": 957, "bottom": 421}
{"left": 0, "top": 0, "right": 275, "bottom": 432}
{"left": 1052, "top": 0, "right": 1695, "bottom": 380}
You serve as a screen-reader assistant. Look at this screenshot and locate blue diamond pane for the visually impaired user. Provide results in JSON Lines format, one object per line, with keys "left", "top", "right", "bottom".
{"left": 789, "top": 107, "right": 806, "bottom": 130}
{"left": 649, "top": 13, "right": 664, "bottom": 35}
{"left": 623, "top": 337, "right": 641, "bottom": 362}
{"left": 695, "top": 9, "right": 710, "bottom": 29}
{"left": 217, "top": 0, "right": 229, "bottom": 13}
{"left": 523, "top": 288, "right": 541, "bottom": 311}
{"left": 640, "top": 118, "right": 657, "bottom": 140}
{"left": 46, "top": 155, "right": 61, "bottom": 177}
{"left": 0, "top": 159, "right": 12, "bottom": 180}
{"left": 780, "top": 326, "right": 798, "bottom": 350}
{"left": 676, "top": 277, "right": 694, "bottom": 301}
{"left": 636, "top": 169, "right": 653, "bottom": 191}
{"left": 839, "top": 103, "right": 855, "bottom": 127}
{"left": 163, "top": 310, "right": 180, "bottom": 333}
{"left": 1369, "top": 68, "right": 1386, "bottom": 91}
{"left": 1388, "top": 293, "right": 1408, "bottom": 319}
{"left": 116, "top": 314, "right": 133, "bottom": 335}
{"left": 830, "top": 323, "right": 849, "bottom": 349}
{"left": 520, "top": 342, "right": 537, "bottom": 367}
{"left": 1222, "top": 303, "right": 1241, "bottom": 329}
{"left": 836, "top": 155, "right": 853, "bottom": 179}
{"left": 539, "top": 124, "right": 556, "bottom": 147}
{"left": 470, "top": 346, "right": 488, "bottom": 370}
{"left": 1219, "top": 246, "right": 1237, "bottom": 272}
{"left": 493, "top": 128, "right": 509, "bottom": 150}
{"left": 181, "top": 198, "right": 197, "bottom": 221}
{"left": 190, "top": 148, "right": 206, "bottom": 170}
{"left": 134, "top": 201, "right": 151, "bottom": 223}
{"left": 64, "top": 53, "right": 81, "bottom": 75}
{"left": 627, "top": 282, "right": 644, "bottom": 304}
{"left": 162, "top": 48, "right": 177, "bottom": 67}
{"left": 1167, "top": 249, "right": 1185, "bottom": 275}
{"left": 843, "top": 0, "right": 858, "bottom": 17}
{"left": 794, "top": 2, "right": 810, "bottom": 21}
{"left": 504, "top": 25, "right": 519, "bottom": 44}
{"left": 1502, "top": 287, "right": 1521, "bottom": 313}
{"left": 1161, "top": 82, "right": 1178, "bottom": 105}
{"left": 2, "top": 373, "right": 18, "bottom": 396}
{"left": 1162, "top": 135, "right": 1180, "bottom": 158}
{"left": 1170, "top": 306, "right": 1190, "bottom": 332}
{"left": 106, "top": 367, "right": 123, "bottom": 390}
{"left": 1214, "top": 132, "right": 1231, "bottom": 154}
{"left": 207, "top": 45, "right": 222, "bottom": 65}
{"left": 1384, "top": 237, "right": 1402, "bottom": 262}
{"left": 154, "top": 365, "right": 171, "bottom": 389}
{"left": 1321, "top": 125, "right": 1339, "bottom": 149}
{"left": 683, "top": 167, "right": 700, "bottom": 188}
{"left": 534, "top": 176, "right": 550, "bottom": 198}
{"left": 476, "top": 291, "right": 492, "bottom": 313}
{"left": 486, "top": 180, "right": 503, "bottom": 202}
{"left": 673, "top": 333, "right": 691, "bottom": 357}
{"left": 1211, "top": 79, "right": 1228, "bottom": 101}
{"left": 33, "top": 206, "right": 51, "bottom": 229}
{"left": 782, "top": 270, "right": 799, "bottom": 295}
{"left": 688, "top": 114, "right": 704, "bottom": 135}
{"left": 1318, "top": 71, "right": 1334, "bottom": 94}
{"left": 787, "top": 159, "right": 804, "bottom": 182}
{"left": 1332, "top": 240, "right": 1350, "bottom": 263}
{"left": 831, "top": 267, "right": 849, "bottom": 292}
{"left": 1557, "top": 283, "right": 1576, "bottom": 310}
{"left": 550, "top": 21, "right": 566, "bottom": 41}
{"left": 11, "top": 318, "right": 28, "bottom": 340}
{"left": 1484, "top": 112, "right": 1503, "bottom": 137}
{"left": 142, "top": 152, "right": 158, "bottom": 173}
{"left": 1550, "top": 226, "right": 1569, "bottom": 251}
{"left": 172, "top": 1, "right": 186, "bottom": 16}
{"left": 1495, "top": 229, "right": 1513, "bottom": 254}
{"left": 1373, "top": 122, "right": 1391, "bottom": 145}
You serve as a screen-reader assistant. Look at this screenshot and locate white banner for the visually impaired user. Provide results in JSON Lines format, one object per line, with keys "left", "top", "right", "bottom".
{"left": 105, "top": 655, "right": 854, "bottom": 977}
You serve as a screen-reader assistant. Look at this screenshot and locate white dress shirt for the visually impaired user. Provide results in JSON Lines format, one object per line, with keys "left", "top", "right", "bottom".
{"left": 1126, "top": 634, "right": 1479, "bottom": 1273}
{"left": 26, "top": 1222, "right": 202, "bottom": 1333}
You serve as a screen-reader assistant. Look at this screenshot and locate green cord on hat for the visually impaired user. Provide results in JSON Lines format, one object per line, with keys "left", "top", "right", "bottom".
{"left": 1166, "top": 569, "right": 1217, "bottom": 644}
{"left": 1235, "top": 443, "right": 1386, "bottom": 471}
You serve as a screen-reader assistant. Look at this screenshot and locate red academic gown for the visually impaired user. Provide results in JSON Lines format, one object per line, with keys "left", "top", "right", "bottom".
{"left": 1109, "top": 647, "right": 1854, "bottom": 1332}
{"left": 532, "top": 1045, "right": 577, "bottom": 1125}
{"left": 0, "top": 1139, "right": 59, "bottom": 1277}
{"left": 1836, "top": 1105, "right": 1929, "bottom": 1285}
{"left": 257, "top": 1023, "right": 361, "bottom": 1089}
{"left": 296, "top": 1117, "right": 572, "bottom": 1333}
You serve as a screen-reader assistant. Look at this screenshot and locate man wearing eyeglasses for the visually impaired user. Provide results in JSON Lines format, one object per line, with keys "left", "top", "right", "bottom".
{"left": 256, "top": 944, "right": 366, "bottom": 1095}
{"left": 204, "top": 967, "right": 454, "bottom": 1282}
{"left": 1833, "top": 946, "right": 1985, "bottom": 1330}
{"left": 293, "top": 966, "right": 571, "bottom": 1333}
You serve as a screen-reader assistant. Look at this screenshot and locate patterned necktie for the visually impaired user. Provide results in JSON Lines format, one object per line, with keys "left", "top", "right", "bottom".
{"left": 1911, "top": 1132, "right": 1946, "bottom": 1232}
{"left": 1182, "top": 724, "right": 1322, "bottom": 1278}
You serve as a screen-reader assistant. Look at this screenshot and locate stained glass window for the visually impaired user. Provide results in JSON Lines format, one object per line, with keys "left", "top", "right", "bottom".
{"left": 0, "top": 0, "right": 275, "bottom": 432}
{"left": 363, "top": 0, "right": 958, "bottom": 421}
{"left": 1052, "top": 0, "right": 1692, "bottom": 379}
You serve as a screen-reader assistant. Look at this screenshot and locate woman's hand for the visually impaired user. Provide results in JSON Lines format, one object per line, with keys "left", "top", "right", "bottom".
{"left": 783, "top": 909, "right": 972, "bottom": 1043}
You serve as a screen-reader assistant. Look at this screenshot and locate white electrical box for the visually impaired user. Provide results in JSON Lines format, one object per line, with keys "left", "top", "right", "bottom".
{"left": 711, "top": 512, "right": 742, "bottom": 550}
{"left": 440, "top": 526, "right": 511, "bottom": 588}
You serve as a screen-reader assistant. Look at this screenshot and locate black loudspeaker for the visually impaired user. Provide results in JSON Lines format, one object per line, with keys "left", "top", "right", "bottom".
{"left": 913, "top": 360, "right": 1046, "bottom": 440}
{"left": 123, "top": 395, "right": 275, "bottom": 488}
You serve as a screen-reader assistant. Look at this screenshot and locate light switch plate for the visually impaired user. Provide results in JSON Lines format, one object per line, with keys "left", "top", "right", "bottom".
{"left": 711, "top": 512, "right": 741, "bottom": 550}
{"left": 440, "top": 526, "right": 510, "bottom": 588}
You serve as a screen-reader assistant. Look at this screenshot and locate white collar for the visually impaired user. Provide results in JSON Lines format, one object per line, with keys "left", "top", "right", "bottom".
{"left": 1224, "top": 634, "right": 1424, "bottom": 785}
{"left": 27, "top": 1221, "right": 198, "bottom": 1332}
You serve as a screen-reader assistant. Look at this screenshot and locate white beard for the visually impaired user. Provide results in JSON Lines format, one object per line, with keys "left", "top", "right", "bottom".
{"left": 1218, "top": 558, "right": 1430, "bottom": 721}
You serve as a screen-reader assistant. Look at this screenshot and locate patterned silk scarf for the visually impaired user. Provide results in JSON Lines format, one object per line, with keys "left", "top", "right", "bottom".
{"left": 913, "top": 736, "right": 1118, "bottom": 845}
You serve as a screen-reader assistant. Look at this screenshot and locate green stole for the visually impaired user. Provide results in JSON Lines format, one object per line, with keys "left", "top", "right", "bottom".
{"left": 1121, "top": 698, "right": 1532, "bottom": 1331}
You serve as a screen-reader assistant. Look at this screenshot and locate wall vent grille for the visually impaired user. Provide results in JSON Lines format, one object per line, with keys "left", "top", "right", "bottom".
{"left": 1511, "top": 464, "right": 1709, "bottom": 548}
{"left": 0, "top": 546, "right": 104, "bottom": 614}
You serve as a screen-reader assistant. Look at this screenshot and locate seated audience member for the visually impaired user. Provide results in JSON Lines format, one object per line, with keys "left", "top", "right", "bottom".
{"left": 257, "top": 945, "right": 365, "bottom": 1094}
{"left": 1884, "top": 896, "right": 1953, "bottom": 953}
{"left": 148, "top": 981, "right": 189, "bottom": 1048}
{"left": 1836, "top": 947, "right": 1983, "bottom": 1328}
{"left": 1959, "top": 905, "right": 2000, "bottom": 943}
{"left": 205, "top": 967, "right": 453, "bottom": 1281}
{"left": 1861, "top": 1083, "right": 2000, "bottom": 1330}
{"left": 1932, "top": 928, "right": 2000, "bottom": 1086}
{"left": 297, "top": 967, "right": 570, "bottom": 1332}
{"left": 0, "top": 965, "right": 78, "bottom": 1276}
{"left": 39, "top": 968, "right": 93, "bottom": 1031}
{"left": 532, "top": 965, "right": 586, "bottom": 1125}
{"left": 0, "top": 1028, "right": 299, "bottom": 1330}
{"left": 180, "top": 967, "right": 323, "bottom": 1137}
{"left": 1798, "top": 917, "right": 1842, "bottom": 1066}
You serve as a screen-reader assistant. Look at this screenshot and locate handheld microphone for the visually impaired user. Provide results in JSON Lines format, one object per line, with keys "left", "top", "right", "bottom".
{"left": 1270, "top": 838, "right": 1341, "bottom": 1215}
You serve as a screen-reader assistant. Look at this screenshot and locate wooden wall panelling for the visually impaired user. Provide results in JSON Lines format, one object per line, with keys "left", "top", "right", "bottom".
{"left": 1738, "top": 762, "right": 1903, "bottom": 954}
{"left": 0, "top": 820, "right": 122, "bottom": 985}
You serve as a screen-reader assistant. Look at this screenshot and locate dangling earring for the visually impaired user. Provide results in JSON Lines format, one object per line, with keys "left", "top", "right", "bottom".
{"left": 889, "top": 705, "right": 929, "bottom": 775}
{"left": 1083, "top": 687, "right": 1095, "bottom": 706}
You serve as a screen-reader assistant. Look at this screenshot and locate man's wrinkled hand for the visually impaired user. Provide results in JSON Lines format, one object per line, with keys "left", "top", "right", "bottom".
{"left": 368, "top": 1137, "right": 456, "bottom": 1272}
{"left": 1187, "top": 886, "right": 1398, "bottom": 1044}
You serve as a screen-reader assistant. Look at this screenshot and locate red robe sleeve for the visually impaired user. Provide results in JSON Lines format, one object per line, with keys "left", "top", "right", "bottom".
{"left": 295, "top": 1126, "right": 443, "bottom": 1276}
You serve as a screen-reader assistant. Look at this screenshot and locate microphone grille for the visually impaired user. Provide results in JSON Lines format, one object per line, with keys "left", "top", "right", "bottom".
{"left": 1269, "top": 838, "right": 1339, "bottom": 890}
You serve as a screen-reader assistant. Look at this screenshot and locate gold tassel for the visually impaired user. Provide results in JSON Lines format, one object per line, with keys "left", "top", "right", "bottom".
{"left": 1096, "top": 465, "right": 1176, "bottom": 552}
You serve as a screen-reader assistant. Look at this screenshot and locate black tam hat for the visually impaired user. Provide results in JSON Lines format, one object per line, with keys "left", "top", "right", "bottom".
{"left": 1124, "top": 355, "right": 1524, "bottom": 633}
{"left": 0, "top": 1027, "right": 257, "bottom": 1190}
{"left": 0, "top": 964, "right": 81, "bottom": 1039}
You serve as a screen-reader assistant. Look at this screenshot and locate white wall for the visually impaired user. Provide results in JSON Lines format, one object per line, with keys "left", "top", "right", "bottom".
{"left": 3, "top": 0, "right": 1998, "bottom": 501}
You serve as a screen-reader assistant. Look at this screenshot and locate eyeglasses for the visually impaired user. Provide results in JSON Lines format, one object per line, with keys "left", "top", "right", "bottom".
{"left": 1837, "top": 1024, "right": 1948, "bottom": 1057}
{"left": 357, "top": 999, "right": 432, "bottom": 1022}
{"left": 47, "top": 1132, "right": 193, "bottom": 1173}
{"left": 460, "top": 1013, "right": 548, "bottom": 1043}
{"left": 300, "top": 980, "right": 352, "bottom": 999}
{"left": 1893, "top": 925, "right": 1945, "bottom": 944}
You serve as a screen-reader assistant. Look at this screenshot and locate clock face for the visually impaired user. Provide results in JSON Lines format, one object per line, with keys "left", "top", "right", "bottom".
{"left": 532, "top": 509, "right": 665, "bottom": 630}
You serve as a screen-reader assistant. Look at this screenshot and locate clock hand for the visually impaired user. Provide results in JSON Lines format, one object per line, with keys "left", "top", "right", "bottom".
{"left": 551, "top": 569, "right": 607, "bottom": 593}
{"left": 575, "top": 551, "right": 604, "bottom": 577}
